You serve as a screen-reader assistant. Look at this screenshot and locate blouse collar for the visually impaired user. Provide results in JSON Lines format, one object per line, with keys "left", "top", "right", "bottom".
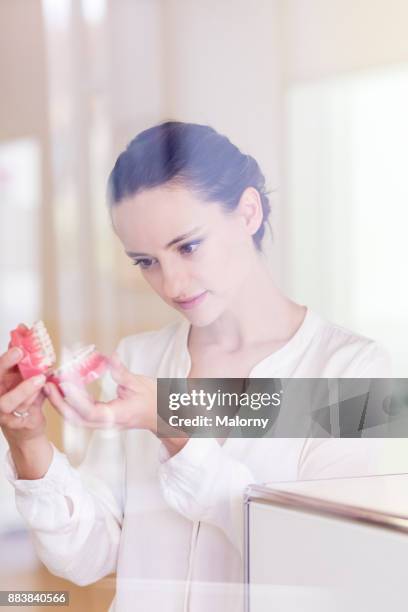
{"left": 159, "top": 307, "right": 321, "bottom": 379}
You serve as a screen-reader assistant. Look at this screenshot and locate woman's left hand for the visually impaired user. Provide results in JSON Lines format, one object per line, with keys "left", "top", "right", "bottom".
{"left": 43, "top": 353, "right": 157, "bottom": 431}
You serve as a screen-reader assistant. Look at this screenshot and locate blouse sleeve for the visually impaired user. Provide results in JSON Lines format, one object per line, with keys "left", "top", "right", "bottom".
{"left": 158, "top": 437, "right": 254, "bottom": 558}
{"left": 2, "top": 365, "right": 126, "bottom": 586}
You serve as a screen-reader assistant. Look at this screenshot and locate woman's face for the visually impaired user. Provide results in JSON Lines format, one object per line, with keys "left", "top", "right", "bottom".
{"left": 111, "top": 185, "right": 260, "bottom": 327}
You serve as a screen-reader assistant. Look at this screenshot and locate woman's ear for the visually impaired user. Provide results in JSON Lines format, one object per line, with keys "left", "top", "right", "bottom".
{"left": 236, "top": 187, "right": 264, "bottom": 237}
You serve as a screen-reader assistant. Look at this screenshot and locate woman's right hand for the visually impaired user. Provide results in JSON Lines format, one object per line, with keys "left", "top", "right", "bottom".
{"left": 0, "top": 346, "right": 48, "bottom": 446}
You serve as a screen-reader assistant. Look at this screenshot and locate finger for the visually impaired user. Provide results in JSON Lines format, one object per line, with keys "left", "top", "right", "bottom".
{"left": 46, "top": 382, "right": 115, "bottom": 429}
{"left": 116, "top": 384, "right": 134, "bottom": 400}
{"left": 110, "top": 353, "right": 138, "bottom": 390}
{"left": 0, "top": 347, "right": 24, "bottom": 378}
{"left": 0, "top": 392, "right": 42, "bottom": 429}
{"left": 96, "top": 397, "right": 137, "bottom": 428}
{"left": 2, "top": 370, "right": 23, "bottom": 395}
{"left": 24, "top": 387, "right": 45, "bottom": 407}
{"left": 60, "top": 383, "right": 116, "bottom": 428}
{"left": 0, "top": 375, "right": 46, "bottom": 414}
{"left": 45, "top": 383, "right": 86, "bottom": 427}
{"left": 0, "top": 411, "right": 31, "bottom": 429}
{"left": 60, "top": 383, "right": 97, "bottom": 416}
{"left": 33, "top": 388, "right": 47, "bottom": 406}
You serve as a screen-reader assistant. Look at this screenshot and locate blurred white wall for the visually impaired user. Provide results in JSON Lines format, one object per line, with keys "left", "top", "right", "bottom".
{"left": 281, "top": 0, "right": 408, "bottom": 374}
{"left": 282, "top": 0, "right": 408, "bottom": 81}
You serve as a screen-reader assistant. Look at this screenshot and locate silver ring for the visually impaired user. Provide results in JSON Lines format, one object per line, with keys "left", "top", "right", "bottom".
{"left": 13, "top": 410, "right": 29, "bottom": 418}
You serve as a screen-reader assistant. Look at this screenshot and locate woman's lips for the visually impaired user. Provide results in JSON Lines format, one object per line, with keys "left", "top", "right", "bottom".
{"left": 174, "top": 291, "right": 208, "bottom": 310}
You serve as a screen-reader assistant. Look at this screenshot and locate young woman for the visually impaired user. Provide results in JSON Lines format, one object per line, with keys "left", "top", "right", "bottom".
{"left": 0, "top": 122, "right": 393, "bottom": 612}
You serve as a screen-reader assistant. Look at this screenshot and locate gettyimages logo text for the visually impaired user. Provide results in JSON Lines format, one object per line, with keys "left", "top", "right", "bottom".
{"left": 157, "top": 378, "right": 408, "bottom": 439}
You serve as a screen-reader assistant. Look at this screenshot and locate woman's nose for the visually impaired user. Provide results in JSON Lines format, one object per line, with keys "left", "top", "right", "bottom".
{"left": 161, "top": 266, "right": 188, "bottom": 300}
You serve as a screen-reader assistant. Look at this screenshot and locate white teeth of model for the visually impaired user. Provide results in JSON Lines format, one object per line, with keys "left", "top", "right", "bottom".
{"left": 26, "top": 321, "right": 56, "bottom": 367}
{"left": 47, "top": 345, "right": 55, "bottom": 355}
{"left": 74, "top": 346, "right": 95, "bottom": 363}
{"left": 40, "top": 337, "right": 52, "bottom": 350}
{"left": 50, "top": 344, "right": 98, "bottom": 378}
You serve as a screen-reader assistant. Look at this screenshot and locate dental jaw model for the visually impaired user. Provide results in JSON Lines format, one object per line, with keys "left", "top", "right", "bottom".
{"left": 10, "top": 321, "right": 56, "bottom": 379}
{"left": 9, "top": 320, "right": 108, "bottom": 388}
{"left": 48, "top": 344, "right": 108, "bottom": 387}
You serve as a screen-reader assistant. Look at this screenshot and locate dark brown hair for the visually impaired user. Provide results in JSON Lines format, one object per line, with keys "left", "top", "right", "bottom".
{"left": 107, "top": 121, "right": 271, "bottom": 250}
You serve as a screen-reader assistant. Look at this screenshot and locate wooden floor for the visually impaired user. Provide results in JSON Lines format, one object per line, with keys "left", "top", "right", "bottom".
{"left": 0, "top": 566, "right": 115, "bottom": 612}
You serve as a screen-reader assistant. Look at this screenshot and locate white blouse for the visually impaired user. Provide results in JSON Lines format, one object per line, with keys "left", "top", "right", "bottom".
{"left": 3, "top": 308, "right": 403, "bottom": 612}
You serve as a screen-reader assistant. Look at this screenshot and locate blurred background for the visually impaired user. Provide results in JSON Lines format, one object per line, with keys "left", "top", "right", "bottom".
{"left": 1, "top": 0, "right": 408, "bottom": 609}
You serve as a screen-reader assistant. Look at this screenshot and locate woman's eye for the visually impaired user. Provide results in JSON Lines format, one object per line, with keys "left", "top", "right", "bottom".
{"left": 179, "top": 240, "right": 201, "bottom": 255}
{"left": 132, "top": 258, "right": 154, "bottom": 269}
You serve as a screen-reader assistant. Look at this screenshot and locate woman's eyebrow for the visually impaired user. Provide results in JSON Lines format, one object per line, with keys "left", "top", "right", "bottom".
{"left": 125, "top": 226, "right": 204, "bottom": 257}
{"left": 166, "top": 226, "right": 204, "bottom": 248}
